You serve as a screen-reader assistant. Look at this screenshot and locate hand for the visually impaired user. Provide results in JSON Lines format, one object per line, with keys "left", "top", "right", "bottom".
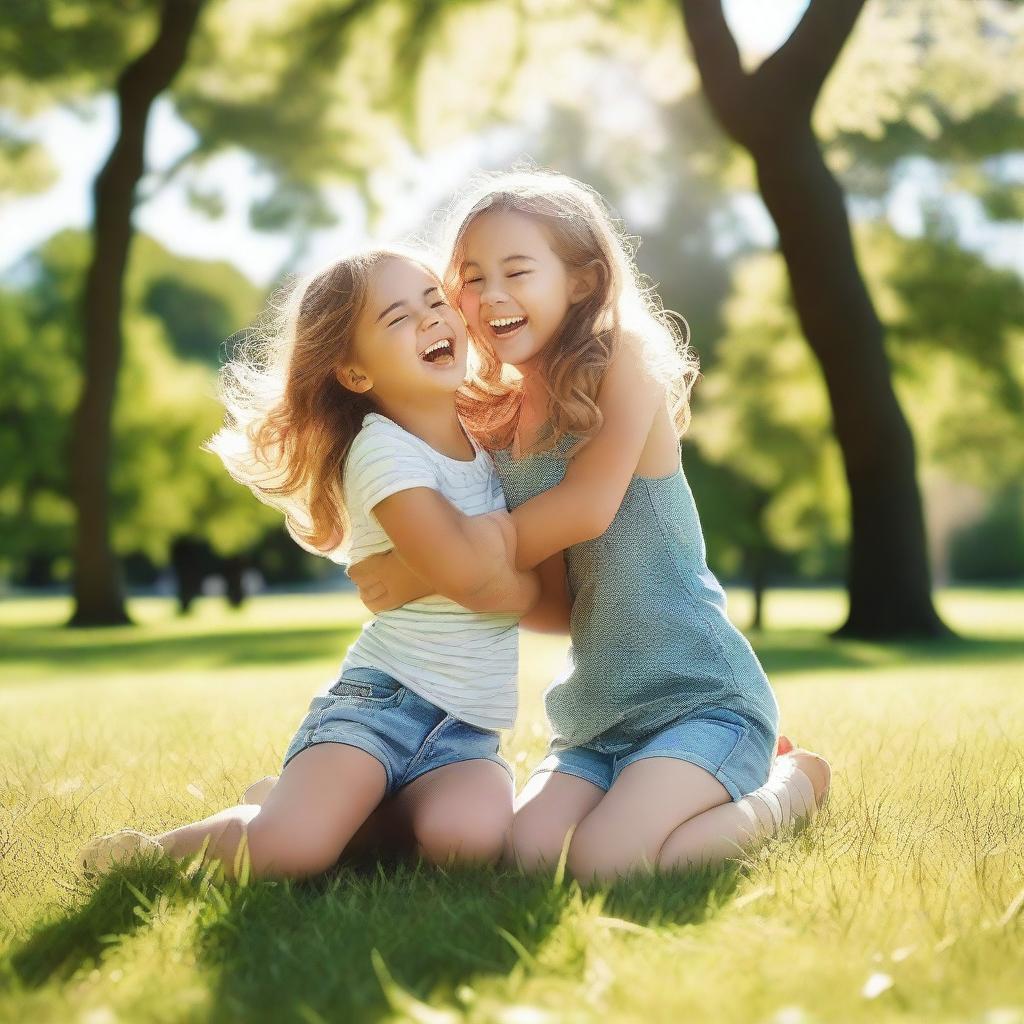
{"left": 348, "top": 551, "right": 432, "bottom": 613}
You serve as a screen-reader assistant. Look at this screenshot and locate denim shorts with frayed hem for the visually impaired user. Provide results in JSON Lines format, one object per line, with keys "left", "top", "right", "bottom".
{"left": 533, "top": 706, "right": 773, "bottom": 801}
{"left": 283, "top": 666, "right": 512, "bottom": 796}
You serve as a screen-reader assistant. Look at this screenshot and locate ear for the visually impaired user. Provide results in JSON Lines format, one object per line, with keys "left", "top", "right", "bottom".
{"left": 336, "top": 363, "right": 373, "bottom": 395}
{"left": 568, "top": 263, "right": 601, "bottom": 304}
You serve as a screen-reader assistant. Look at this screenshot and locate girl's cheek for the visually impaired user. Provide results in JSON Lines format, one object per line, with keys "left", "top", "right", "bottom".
{"left": 459, "top": 295, "right": 479, "bottom": 325}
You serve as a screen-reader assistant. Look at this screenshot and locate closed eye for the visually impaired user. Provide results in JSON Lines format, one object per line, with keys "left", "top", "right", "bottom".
{"left": 387, "top": 315, "right": 407, "bottom": 327}
{"left": 430, "top": 299, "right": 448, "bottom": 308}
{"left": 508, "top": 271, "right": 530, "bottom": 278}
{"left": 463, "top": 277, "right": 483, "bottom": 285}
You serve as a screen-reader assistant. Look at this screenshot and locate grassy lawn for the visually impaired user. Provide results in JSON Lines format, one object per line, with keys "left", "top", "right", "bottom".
{"left": 1, "top": 588, "right": 1022, "bottom": 1023}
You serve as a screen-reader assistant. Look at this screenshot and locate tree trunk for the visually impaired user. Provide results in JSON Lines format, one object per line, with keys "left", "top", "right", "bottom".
{"left": 747, "top": 491, "right": 770, "bottom": 633}
{"left": 747, "top": 547, "right": 765, "bottom": 633}
{"left": 680, "top": 0, "right": 949, "bottom": 639}
{"left": 68, "top": 0, "right": 203, "bottom": 627}
{"left": 753, "top": 133, "right": 947, "bottom": 638}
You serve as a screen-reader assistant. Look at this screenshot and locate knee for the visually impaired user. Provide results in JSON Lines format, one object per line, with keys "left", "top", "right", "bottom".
{"left": 245, "top": 814, "right": 342, "bottom": 879}
{"left": 566, "top": 841, "right": 615, "bottom": 884}
{"left": 508, "top": 811, "right": 574, "bottom": 873}
{"left": 415, "top": 803, "right": 512, "bottom": 866}
{"left": 566, "top": 822, "right": 643, "bottom": 884}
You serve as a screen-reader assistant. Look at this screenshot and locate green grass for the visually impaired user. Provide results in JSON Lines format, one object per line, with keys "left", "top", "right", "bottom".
{"left": 1, "top": 588, "right": 1023, "bottom": 1023}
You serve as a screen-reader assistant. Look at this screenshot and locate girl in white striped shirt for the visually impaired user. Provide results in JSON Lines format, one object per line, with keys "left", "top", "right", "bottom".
{"left": 80, "top": 248, "right": 538, "bottom": 881}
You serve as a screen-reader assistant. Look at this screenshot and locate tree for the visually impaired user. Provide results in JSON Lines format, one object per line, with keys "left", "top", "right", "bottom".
{"left": 8, "top": 0, "right": 1020, "bottom": 630}
{"left": 6, "top": 0, "right": 542, "bottom": 625}
{"left": 689, "top": 222, "right": 1024, "bottom": 620}
{"left": 437, "top": 2, "right": 1021, "bottom": 625}
{"left": 0, "top": 230, "right": 282, "bottom": 594}
{"left": 693, "top": 253, "right": 848, "bottom": 629}
{"left": 678, "top": 0, "right": 952, "bottom": 638}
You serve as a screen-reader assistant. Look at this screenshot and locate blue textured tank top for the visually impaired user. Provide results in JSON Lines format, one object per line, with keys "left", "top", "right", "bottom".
{"left": 493, "top": 433, "right": 779, "bottom": 751}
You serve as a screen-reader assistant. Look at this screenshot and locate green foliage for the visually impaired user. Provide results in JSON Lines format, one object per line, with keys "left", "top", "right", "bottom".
{"left": 950, "top": 485, "right": 1024, "bottom": 582}
{"left": 0, "top": 123, "right": 56, "bottom": 198}
{"left": 142, "top": 277, "right": 235, "bottom": 366}
{"left": 3, "top": 0, "right": 1022, "bottom": 594}
{"left": 690, "top": 252, "right": 849, "bottom": 579}
{"left": 0, "top": 230, "right": 281, "bottom": 579}
{"left": 128, "top": 234, "right": 261, "bottom": 366}
{"left": 864, "top": 223, "right": 1024, "bottom": 494}
{"left": 0, "top": 1, "right": 158, "bottom": 87}
{"left": 817, "top": 0, "right": 1024, "bottom": 169}
{"left": 0, "top": 0, "right": 163, "bottom": 196}
{"left": 880, "top": 226, "right": 1024, "bottom": 417}
{"left": 689, "top": 219, "right": 1024, "bottom": 584}
{"left": 0, "top": 291, "right": 77, "bottom": 570}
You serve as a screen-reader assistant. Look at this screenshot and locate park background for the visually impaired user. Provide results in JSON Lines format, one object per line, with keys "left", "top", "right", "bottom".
{"left": 1, "top": 1, "right": 1023, "bottom": 1022}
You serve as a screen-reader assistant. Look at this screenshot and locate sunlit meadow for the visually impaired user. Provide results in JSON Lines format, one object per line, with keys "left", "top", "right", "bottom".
{"left": 1, "top": 589, "right": 1022, "bottom": 1023}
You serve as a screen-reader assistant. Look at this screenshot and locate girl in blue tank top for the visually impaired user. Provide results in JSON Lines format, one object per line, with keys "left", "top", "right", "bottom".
{"left": 353, "top": 171, "right": 831, "bottom": 881}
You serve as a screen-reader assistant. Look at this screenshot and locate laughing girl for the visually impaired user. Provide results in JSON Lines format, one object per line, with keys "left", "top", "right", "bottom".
{"left": 80, "top": 248, "right": 538, "bottom": 880}
{"left": 353, "top": 172, "right": 831, "bottom": 881}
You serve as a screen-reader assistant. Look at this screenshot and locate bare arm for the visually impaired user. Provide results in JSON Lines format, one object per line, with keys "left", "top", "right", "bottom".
{"left": 510, "top": 334, "right": 665, "bottom": 571}
{"left": 363, "top": 488, "right": 539, "bottom": 615}
{"left": 351, "top": 336, "right": 665, "bottom": 604}
{"left": 518, "top": 552, "right": 572, "bottom": 634}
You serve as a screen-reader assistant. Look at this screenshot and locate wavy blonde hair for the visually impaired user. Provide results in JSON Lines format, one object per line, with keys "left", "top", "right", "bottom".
{"left": 442, "top": 169, "right": 699, "bottom": 455}
{"left": 207, "top": 247, "right": 463, "bottom": 560}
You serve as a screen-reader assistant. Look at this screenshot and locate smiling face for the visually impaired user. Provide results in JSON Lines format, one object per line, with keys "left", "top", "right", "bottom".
{"left": 340, "top": 256, "right": 468, "bottom": 408}
{"left": 456, "top": 209, "right": 588, "bottom": 372}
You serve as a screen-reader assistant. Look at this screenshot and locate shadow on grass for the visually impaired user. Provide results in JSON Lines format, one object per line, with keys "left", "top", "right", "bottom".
{"left": 0, "top": 625, "right": 360, "bottom": 679}
{"left": 6, "top": 617, "right": 1023, "bottom": 687}
{"left": 599, "top": 863, "right": 743, "bottom": 927}
{"left": 5, "top": 859, "right": 185, "bottom": 988}
{"left": 4, "top": 857, "right": 738, "bottom": 1023}
{"left": 751, "top": 632, "right": 1024, "bottom": 678}
{"left": 197, "top": 864, "right": 575, "bottom": 1022}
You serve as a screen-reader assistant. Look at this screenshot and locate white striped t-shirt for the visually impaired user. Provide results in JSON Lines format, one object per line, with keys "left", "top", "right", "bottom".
{"left": 337, "top": 413, "right": 518, "bottom": 731}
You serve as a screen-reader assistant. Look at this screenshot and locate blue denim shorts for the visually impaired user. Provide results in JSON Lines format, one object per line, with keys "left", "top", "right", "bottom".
{"left": 283, "top": 667, "right": 512, "bottom": 795}
{"left": 535, "top": 707, "right": 773, "bottom": 801}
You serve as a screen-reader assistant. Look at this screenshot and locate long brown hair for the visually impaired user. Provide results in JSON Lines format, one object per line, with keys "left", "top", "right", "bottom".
{"left": 206, "top": 247, "right": 442, "bottom": 558}
{"left": 443, "top": 170, "right": 699, "bottom": 455}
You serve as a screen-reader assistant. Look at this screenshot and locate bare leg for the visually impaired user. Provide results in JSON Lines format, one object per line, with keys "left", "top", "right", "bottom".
{"left": 237, "top": 760, "right": 514, "bottom": 867}
{"left": 567, "top": 758, "right": 732, "bottom": 883}
{"left": 387, "top": 760, "right": 514, "bottom": 866}
{"left": 93, "top": 744, "right": 388, "bottom": 881}
{"left": 656, "top": 749, "right": 831, "bottom": 871}
{"left": 507, "top": 770, "right": 606, "bottom": 871}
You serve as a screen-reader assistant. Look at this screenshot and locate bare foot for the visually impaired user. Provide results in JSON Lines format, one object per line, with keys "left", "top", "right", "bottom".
{"left": 240, "top": 775, "right": 278, "bottom": 806}
{"left": 79, "top": 830, "right": 164, "bottom": 878}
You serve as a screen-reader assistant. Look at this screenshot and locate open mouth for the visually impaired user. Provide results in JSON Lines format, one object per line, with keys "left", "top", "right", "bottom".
{"left": 420, "top": 338, "right": 456, "bottom": 366}
{"left": 488, "top": 315, "right": 527, "bottom": 337}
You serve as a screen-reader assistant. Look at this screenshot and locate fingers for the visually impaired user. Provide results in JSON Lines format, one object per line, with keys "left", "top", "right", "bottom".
{"left": 347, "top": 564, "right": 373, "bottom": 586}
{"left": 360, "top": 583, "right": 387, "bottom": 605}
{"left": 347, "top": 552, "right": 386, "bottom": 585}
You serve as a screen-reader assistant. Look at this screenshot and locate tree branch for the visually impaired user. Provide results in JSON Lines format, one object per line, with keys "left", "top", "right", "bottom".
{"left": 678, "top": 0, "right": 751, "bottom": 141}
{"left": 755, "top": 0, "right": 867, "bottom": 117}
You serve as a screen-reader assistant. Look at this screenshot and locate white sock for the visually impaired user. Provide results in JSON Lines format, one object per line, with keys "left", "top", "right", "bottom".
{"left": 740, "top": 757, "right": 820, "bottom": 838}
